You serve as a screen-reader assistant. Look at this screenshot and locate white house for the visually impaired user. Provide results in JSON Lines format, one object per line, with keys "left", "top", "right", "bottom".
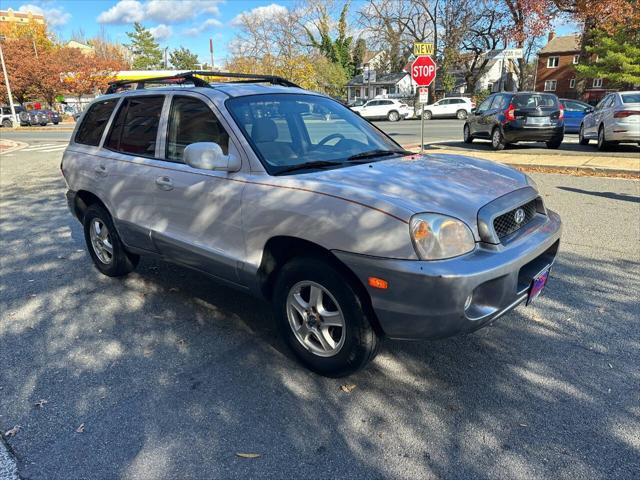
{"left": 346, "top": 72, "right": 417, "bottom": 101}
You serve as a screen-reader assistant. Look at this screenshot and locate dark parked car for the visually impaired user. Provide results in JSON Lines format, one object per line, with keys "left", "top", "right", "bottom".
{"left": 560, "top": 98, "right": 593, "bottom": 134}
{"left": 40, "top": 109, "right": 62, "bottom": 125}
{"left": 464, "top": 92, "right": 564, "bottom": 150}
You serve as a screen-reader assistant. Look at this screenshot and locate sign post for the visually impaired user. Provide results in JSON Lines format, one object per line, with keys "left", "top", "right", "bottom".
{"left": 411, "top": 54, "right": 437, "bottom": 153}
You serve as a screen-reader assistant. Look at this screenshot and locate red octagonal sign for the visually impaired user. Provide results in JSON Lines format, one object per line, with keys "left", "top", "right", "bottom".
{"left": 411, "top": 56, "right": 437, "bottom": 87}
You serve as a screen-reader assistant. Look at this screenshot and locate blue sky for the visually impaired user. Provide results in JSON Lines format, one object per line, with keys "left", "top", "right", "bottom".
{"left": 3, "top": 1, "right": 578, "bottom": 67}
{"left": 2, "top": 0, "right": 300, "bottom": 66}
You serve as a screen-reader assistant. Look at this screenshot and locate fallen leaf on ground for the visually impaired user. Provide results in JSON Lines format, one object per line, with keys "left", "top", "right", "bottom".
{"left": 519, "top": 423, "right": 528, "bottom": 427}
{"left": 5, "top": 425, "right": 20, "bottom": 437}
{"left": 76, "top": 423, "right": 85, "bottom": 433}
{"left": 236, "top": 453, "right": 261, "bottom": 459}
{"left": 34, "top": 399, "right": 48, "bottom": 408}
{"left": 340, "top": 384, "right": 356, "bottom": 393}
{"left": 608, "top": 363, "right": 613, "bottom": 369}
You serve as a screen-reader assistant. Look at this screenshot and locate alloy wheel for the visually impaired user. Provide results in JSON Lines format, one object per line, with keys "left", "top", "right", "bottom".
{"left": 286, "top": 281, "right": 346, "bottom": 357}
{"left": 89, "top": 218, "right": 114, "bottom": 264}
{"left": 492, "top": 129, "right": 501, "bottom": 148}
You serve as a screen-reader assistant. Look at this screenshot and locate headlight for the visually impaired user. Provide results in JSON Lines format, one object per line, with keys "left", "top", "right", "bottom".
{"left": 410, "top": 213, "right": 475, "bottom": 260}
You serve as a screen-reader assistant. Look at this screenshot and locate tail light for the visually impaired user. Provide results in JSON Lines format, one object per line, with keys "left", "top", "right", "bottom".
{"left": 504, "top": 103, "right": 516, "bottom": 122}
{"left": 558, "top": 103, "right": 564, "bottom": 120}
{"left": 614, "top": 110, "right": 640, "bottom": 118}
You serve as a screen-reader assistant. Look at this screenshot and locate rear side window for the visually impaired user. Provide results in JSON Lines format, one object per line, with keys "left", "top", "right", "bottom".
{"left": 105, "top": 96, "right": 164, "bottom": 157}
{"left": 621, "top": 93, "right": 640, "bottom": 104}
{"left": 166, "top": 96, "right": 229, "bottom": 162}
{"left": 75, "top": 99, "right": 118, "bottom": 146}
{"left": 491, "top": 95, "right": 510, "bottom": 110}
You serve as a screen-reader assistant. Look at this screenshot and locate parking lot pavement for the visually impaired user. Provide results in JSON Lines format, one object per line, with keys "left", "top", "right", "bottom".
{"left": 1, "top": 142, "right": 640, "bottom": 480}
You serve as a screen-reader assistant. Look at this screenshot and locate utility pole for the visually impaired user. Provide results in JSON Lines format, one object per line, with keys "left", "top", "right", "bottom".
{"left": 164, "top": 47, "right": 169, "bottom": 69}
{"left": 0, "top": 35, "right": 19, "bottom": 128}
{"left": 209, "top": 38, "right": 214, "bottom": 70}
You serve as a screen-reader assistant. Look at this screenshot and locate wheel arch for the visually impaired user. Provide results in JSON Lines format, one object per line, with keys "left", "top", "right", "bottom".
{"left": 257, "top": 235, "right": 384, "bottom": 335}
{"left": 74, "top": 190, "right": 110, "bottom": 221}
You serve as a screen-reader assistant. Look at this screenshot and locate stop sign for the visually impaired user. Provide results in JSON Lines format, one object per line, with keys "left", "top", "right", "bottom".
{"left": 411, "top": 56, "right": 437, "bottom": 87}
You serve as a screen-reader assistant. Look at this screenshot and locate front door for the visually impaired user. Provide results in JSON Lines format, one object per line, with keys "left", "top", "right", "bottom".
{"left": 148, "top": 93, "right": 247, "bottom": 285}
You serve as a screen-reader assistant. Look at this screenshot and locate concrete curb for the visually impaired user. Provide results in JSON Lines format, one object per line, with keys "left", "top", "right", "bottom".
{"left": 403, "top": 143, "right": 640, "bottom": 178}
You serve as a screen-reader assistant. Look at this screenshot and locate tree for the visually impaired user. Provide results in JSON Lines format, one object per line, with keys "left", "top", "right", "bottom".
{"left": 575, "top": 27, "right": 640, "bottom": 88}
{"left": 169, "top": 47, "right": 199, "bottom": 70}
{"left": 501, "top": 0, "right": 555, "bottom": 89}
{"left": 125, "top": 22, "right": 163, "bottom": 70}
{"left": 0, "top": 38, "right": 40, "bottom": 105}
{"left": 304, "top": 1, "right": 354, "bottom": 76}
{"left": 352, "top": 38, "right": 367, "bottom": 74}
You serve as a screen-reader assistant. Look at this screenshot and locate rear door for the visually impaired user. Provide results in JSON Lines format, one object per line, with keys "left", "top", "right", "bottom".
{"left": 511, "top": 93, "right": 561, "bottom": 129}
{"left": 585, "top": 95, "right": 611, "bottom": 137}
{"left": 469, "top": 95, "right": 495, "bottom": 137}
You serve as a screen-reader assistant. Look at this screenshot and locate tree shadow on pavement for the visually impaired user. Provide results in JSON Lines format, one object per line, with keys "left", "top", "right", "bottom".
{"left": 1, "top": 172, "right": 639, "bottom": 480}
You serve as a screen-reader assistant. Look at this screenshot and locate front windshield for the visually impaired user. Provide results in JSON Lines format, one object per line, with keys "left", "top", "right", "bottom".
{"left": 226, "top": 93, "right": 403, "bottom": 174}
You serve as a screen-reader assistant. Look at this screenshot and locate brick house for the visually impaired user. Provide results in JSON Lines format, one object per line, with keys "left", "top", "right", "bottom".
{"left": 535, "top": 32, "right": 609, "bottom": 103}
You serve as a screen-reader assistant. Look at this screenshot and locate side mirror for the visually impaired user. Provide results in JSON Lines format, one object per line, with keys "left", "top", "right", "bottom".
{"left": 470, "top": 108, "right": 477, "bottom": 114}
{"left": 183, "top": 142, "right": 240, "bottom": 172}
{"left": 585, "top": 107, "right": 594, "bottom": 114}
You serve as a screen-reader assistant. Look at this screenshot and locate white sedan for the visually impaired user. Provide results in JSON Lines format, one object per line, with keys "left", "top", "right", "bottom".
{"left": 350, "top": 99, "right": 411, "bottom": 122}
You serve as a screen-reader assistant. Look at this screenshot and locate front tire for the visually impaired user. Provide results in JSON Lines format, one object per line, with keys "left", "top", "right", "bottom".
{"left": 387, "top": 110, "right": 400, "bottom": 122}
{"left": 578, "top": 124, "right": 589, "bottom": 145}
{"left": 491, "top": 127, "right": 506, "bottom": 150}
{"left": 273, "top": 257, "right": 380, "bottom": 377}
{"left": 83, "top": 204, "right": 139, "bottom": 277}
{"left": 463, "top": 123, "right": 474, "bottom": 143}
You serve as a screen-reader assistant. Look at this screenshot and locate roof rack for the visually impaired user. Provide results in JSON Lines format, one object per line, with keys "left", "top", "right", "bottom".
{"left": 105, "top": 70, "right": 300, "bottom": 94}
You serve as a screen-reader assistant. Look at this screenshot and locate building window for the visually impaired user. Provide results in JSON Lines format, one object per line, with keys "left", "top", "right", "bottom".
{"left": 547, "top": 56, "right": 559, "bottom": 68}
{"left": 569, "top": 78, "right": 576, "bottom": 89}
{"left": 573, "top": 55, "right": 579, "bottom": 64}
{"left": 593, "top": 78, "right": 603, "bottom": 88}
{"left": 544, "top": 80, "right": 557, "bottom": 91}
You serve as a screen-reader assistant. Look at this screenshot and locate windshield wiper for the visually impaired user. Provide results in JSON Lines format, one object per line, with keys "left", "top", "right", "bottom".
{"left": 275, "top": 160, "right": 343, "bottom": 175}
{"left": 346, "top": 149, "right": 411, "bottom": 162}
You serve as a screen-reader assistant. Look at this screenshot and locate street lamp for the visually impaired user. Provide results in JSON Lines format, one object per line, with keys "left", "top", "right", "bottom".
{"left": 0, "top": 35, "right": 19, "bottom": 128}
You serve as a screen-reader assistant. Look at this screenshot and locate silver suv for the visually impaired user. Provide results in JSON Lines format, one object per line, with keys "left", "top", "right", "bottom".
{"left": 62, "top": 72, "right": 562, "bottom": 376}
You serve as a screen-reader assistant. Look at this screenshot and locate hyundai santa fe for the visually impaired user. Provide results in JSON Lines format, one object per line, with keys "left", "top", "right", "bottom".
{"left": 62, "top": 72, "right": 562, "bottom": 377}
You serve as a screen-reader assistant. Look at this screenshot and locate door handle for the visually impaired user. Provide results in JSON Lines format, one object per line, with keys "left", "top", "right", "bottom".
{"left": 94, "top": 165, "right": 107, "bottom": 177}
{"left": 155, "top": 176, "right": 173, "bottom": 191}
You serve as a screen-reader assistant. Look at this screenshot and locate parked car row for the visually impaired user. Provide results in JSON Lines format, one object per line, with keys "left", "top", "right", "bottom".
{"left": 0, "top": 106, "right": 63, "bottom": 127}
{"left": 462, "top": 91, "right": 639, "bottom": 151}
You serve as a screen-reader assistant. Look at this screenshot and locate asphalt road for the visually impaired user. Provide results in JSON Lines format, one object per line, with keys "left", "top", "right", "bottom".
{"left": 1, "top": 135, "right": 639, "bottom": 480}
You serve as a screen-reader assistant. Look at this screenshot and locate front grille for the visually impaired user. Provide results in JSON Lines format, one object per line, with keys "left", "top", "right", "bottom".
{"left": 493, "top": 200, "right": 537, "bottom": 239}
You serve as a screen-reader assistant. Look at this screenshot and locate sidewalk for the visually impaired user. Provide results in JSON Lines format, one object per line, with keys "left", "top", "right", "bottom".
{"left": 405, "top": 143, "right": 640, "bottom": 178}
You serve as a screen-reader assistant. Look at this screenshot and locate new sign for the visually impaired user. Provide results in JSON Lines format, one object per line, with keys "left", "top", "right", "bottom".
{"left": 411, "top": 56, "right": 437, "bottom": 87}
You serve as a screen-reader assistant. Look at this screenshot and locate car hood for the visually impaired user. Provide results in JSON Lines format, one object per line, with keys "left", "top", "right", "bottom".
{"left": 296, "top": 153, "right": 530, "bottom": 238}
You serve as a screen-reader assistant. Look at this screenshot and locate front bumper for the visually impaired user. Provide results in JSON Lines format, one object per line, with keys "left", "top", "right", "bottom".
{"left": 334, "top": 209, "right": 562, "bottom": 340}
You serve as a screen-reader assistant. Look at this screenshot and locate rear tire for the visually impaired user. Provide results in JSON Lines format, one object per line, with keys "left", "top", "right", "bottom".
{"left": 578, "top": 124, "right": 589, "bottom": 145}
{"left": 1, "top": 119, "right": 11, "bottom": 128}
{"left": 456, "top": 109, "right": 468, "bottom": 120}
{"left": 546, "top": 137, "right": 563, "bottom": 149}
{"left": 423, "top": 110, "right": 433, "bottom": 120}
{"left": 273, "top": 257, "right": 380, "bottom": 377}
{"left": 597, "top": 125, "right": 609, "bottom": 151}
{"left": 463, "top": 123, "right": 474, "bottom": 143}
{"left": 83, "top": 204, "right": 139, "bottom": 277}
{"left": 491, "top": 127, "right": 506, "bottom": 150}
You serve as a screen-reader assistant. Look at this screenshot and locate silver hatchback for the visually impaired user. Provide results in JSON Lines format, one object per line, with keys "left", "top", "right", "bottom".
{"left": 62, "top": 72, "right": 561, "bottom": 376}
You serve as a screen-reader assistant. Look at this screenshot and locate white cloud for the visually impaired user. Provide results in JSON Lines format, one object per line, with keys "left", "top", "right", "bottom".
{"left": 149, "top": 24, "right": 172, "bottom": 40}
{"left": 97, "top": 0, "right": 223, "bottom": 24}
{"left": 231, "top": 3, "right": 288, "bottom": 26}
{"left": 18, "top": 4, "right": 71, "bottom": 27}
{"left": 97, "top": 0, "right": 145, "bottom": 24}
{"left": 183, "top": 18, "right": 223, "bottom": 37}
